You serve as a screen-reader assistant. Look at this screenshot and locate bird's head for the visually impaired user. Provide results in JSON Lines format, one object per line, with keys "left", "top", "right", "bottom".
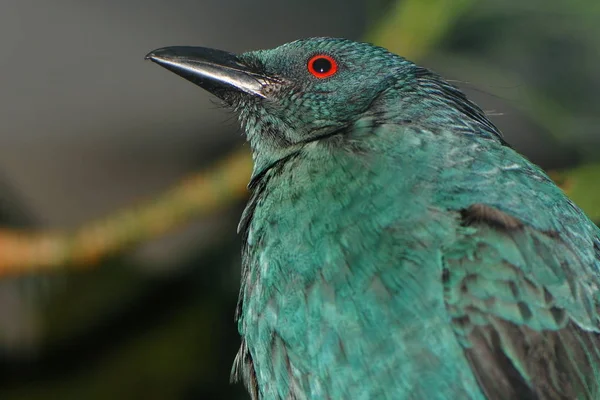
{"left": 146, "top": 38, "right": 420, "bottom": 176}
{"left": 147, "top": 38, "right": 502, "bottom": 178}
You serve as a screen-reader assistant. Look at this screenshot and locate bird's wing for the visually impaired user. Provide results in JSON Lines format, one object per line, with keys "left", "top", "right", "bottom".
{"left": 443, "top": 203, "right": 600, "bottom": 400}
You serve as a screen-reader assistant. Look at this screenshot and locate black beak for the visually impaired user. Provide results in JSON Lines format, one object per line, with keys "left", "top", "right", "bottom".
{"left": 145, "top": 46, "right": 268, "bottom": 99}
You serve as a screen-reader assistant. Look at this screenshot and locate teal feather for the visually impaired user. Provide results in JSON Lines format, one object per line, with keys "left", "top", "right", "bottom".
{"left": 151, "top": 37, "right": 600, "bottom": 399}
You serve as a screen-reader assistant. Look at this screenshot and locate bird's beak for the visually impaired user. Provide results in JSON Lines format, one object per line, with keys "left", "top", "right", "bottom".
{"left": 145, "top": 46, "right": 268, "bottom": 99}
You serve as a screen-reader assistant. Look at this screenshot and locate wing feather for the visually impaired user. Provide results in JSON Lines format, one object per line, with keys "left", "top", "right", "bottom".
{"left": 444, "top": 204, "right": 600, "bottom": 399}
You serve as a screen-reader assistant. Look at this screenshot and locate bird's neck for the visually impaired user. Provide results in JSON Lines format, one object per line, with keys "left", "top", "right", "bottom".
{"left": 244, "top": 131, "right": 454, "bottom": 258}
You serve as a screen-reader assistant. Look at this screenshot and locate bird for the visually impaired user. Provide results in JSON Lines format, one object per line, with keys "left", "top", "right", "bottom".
{"left": 146, "top": 38, "right": 600, "bottom": 399}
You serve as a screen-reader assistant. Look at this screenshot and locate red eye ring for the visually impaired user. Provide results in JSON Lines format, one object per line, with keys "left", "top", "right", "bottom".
{"left": 307, "top": 54, "right": 338, "bottom": 78}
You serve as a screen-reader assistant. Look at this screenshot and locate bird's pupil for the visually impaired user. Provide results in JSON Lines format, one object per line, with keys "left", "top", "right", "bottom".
{"left": 313, "top": 58, "right": 332, "bottom": 73}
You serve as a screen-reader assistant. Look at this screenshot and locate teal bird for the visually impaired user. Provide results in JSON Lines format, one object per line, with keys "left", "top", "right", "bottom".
{"left": 146, "top": 38, "right": 600, "bottom": 399}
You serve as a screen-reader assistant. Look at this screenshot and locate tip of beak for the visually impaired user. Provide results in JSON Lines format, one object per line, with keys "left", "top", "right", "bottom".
{"left": 145, "top": 48, "right": 171, "bottom": 62}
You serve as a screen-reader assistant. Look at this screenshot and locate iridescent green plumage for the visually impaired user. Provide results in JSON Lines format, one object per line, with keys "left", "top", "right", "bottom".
{"left": 148, "top": 38, "right": 600, "bottom": 399}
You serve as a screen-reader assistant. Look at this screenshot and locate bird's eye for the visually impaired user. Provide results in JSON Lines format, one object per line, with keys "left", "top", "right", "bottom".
{"left": 307, "top": 54, "right": 338, "bottom": 78}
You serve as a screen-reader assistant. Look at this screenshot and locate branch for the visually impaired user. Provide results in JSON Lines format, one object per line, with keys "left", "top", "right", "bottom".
{"left": 0, "top": 148, "right": 252, "bottom": 278}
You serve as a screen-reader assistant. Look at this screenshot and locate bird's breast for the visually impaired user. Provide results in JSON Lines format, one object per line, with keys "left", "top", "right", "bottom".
{"left": 238, "top": 151, "right": 485, "bottom": 398}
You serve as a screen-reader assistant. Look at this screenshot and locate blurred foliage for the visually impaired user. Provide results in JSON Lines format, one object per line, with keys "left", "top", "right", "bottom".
{"left": 367, "top": 0, "right": 476, "bottom": 60}
{"left": 550, "top": 164, "right": 600, "bottom": 221}
{"left": 0, "top": 1, "right": 598, "bottom": 400}
{"left": 0, "top": 239, "right": 246, "bottom": 400}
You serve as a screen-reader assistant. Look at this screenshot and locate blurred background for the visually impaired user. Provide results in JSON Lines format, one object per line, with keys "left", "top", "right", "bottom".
{"left": 0, "top": 0, "right": 598, "bottom": 398}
